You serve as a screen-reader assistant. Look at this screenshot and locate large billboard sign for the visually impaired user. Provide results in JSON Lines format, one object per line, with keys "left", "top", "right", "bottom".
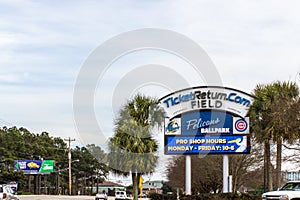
{"left": 14, "top": 160, "right": 55, "bottom": 174}
{"left": 160, "top": 86, "right": 253, "bottom": 119}
{"left": 160, "top": 86, "right": 254, "bottom": 155}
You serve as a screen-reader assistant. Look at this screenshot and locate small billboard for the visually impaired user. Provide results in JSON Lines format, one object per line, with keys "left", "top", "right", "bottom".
{"left": 14, "top": 160, "right": 55, "bottom": 174}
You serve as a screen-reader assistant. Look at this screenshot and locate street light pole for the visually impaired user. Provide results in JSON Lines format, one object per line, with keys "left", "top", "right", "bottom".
{"left": 64, "top": 137, "right": 75, "bottom": 195}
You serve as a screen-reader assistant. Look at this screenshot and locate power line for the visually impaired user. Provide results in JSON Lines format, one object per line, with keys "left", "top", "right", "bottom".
{"left": 0, "top": 117, "right": 15, "bottom": 127}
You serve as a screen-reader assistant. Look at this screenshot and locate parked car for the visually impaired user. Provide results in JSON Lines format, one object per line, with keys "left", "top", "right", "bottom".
{"left": 95, "top": 192, "right": 107, "bottom": 200}
{"left": 115, "top": 190, "right": 128, "bottom": 200}
{"left": 262, "top": 181, "right": 300, "bottom": 200}
{"left": 0, "top": 185, "right": 19, "bottom": 200}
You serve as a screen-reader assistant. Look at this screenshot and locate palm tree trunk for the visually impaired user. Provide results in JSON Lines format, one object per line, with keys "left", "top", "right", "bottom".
{"left": 275, "top": 137, "right": 282, "bottom": 190}
{"left": 231, "top": 156, "right": 241, "bottom": 193}
{"left": 265, "top": 140, "right": 273, "bottom": 191}
{"left": 264, "top": 149, "right": 267, "bottom": 192}
{"left": 132, "top": 172, "right": 139, "bottom": 200}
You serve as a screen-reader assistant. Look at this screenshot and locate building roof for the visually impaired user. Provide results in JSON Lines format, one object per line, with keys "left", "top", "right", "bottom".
{"left": 99, "top": 181, "right": 125, "bottom": 187}
{"left": 142, "top": 180, "right": 164, "bottom": 189}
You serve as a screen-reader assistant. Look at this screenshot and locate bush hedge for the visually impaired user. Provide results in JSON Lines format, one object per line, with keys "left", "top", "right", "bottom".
{"left": 148, "top": 193, "right": 262, "bottom": 200}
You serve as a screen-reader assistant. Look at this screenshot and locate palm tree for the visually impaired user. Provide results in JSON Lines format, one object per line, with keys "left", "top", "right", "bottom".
{"left": 108, "top": 94, "right": 165, "bottom": 200}
{"left": 269, "top": 82, "right": 299, "bottom": 189}
{"left": 250, "top": 84, "right": 273, "bottom": 191}
{"left": 250, "top": 81, "right": 300, "bottom": 191}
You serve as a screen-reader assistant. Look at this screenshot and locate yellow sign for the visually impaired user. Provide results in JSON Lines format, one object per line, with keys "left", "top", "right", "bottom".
{"left": 139, "top": 176, "right": 144, "bottom": 188}
{"left": 27, "top": 162, "right": 40, "bottom": 169}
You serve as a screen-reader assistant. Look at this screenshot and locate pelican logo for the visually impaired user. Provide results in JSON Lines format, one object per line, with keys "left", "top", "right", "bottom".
{"left": 166, "top": 121, "right": 179, "bottom": 133}
{"left": 165, "top": 118, "right": 181, "bottom": 135}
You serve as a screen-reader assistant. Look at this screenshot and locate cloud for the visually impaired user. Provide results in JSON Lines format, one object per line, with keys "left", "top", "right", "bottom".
{"left": 0, "top": 72, "right": 30, "bottom": 84}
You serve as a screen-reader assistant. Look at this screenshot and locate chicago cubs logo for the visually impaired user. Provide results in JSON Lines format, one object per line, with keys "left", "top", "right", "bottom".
{"left": 234, "top": 119, "right": 248, "bottom": 132}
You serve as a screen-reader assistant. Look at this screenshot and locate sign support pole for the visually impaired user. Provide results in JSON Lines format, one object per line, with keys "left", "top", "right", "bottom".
{"left": 228, "top": 175, "right": 232, "bottom": 193}
{"left": 185, "top": 155, "right": 191, "bottom": 195}
{"left": 223, "top": 155, "right": 229, "bottom": 193}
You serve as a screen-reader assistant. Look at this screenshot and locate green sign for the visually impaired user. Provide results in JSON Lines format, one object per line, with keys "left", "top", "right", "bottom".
{"left": 40, "top": 160, "right": 55, "bottom": 173}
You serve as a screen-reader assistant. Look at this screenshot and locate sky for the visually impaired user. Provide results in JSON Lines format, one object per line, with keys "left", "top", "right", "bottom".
{"left": 1, "top": 0, "right": 300, "bottom": 183}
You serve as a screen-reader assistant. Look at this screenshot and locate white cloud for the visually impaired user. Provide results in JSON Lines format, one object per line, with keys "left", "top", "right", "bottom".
{"left": 0, "top": 72, "right": 29, "bottom": 83}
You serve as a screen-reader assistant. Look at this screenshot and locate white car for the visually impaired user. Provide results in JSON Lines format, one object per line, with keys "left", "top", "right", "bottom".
{"left": 0, "top": 185, "right": 19, "bottom": 200}
{"left": 262, "top": 181, "right": 300, "bottom": 200}
{"left": 115, "top": 191, "right": 128, "bottom": 200}
{"left": 95, "top": 192, "right": 107, "bottom": 200}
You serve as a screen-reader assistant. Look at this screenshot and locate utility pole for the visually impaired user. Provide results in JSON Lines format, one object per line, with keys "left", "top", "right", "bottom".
{"left": 64, "top": 137, "right": 75, "bottom": 195}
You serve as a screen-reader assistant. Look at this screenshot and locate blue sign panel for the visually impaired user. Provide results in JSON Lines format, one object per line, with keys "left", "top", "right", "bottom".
{"left": 181, "top": 110, "right": 233, "bottom": 135}
{"left": 165, "top": 135, "right": 249, "bottom": 154}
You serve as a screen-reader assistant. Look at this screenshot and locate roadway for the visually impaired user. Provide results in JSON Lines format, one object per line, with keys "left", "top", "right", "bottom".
{"left": 18, "top": 195, "right": 146, "bottom": 200}
{"left": 18, "top": 195, "right": 96, "bottom": 200}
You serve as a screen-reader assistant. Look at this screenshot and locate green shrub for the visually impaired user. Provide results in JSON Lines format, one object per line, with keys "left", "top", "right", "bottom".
{"left": 18, "top": 191, "right": 34, "bottom": 195}
{"left": 148, "top": 193, "right": 261, "bottom": 200}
